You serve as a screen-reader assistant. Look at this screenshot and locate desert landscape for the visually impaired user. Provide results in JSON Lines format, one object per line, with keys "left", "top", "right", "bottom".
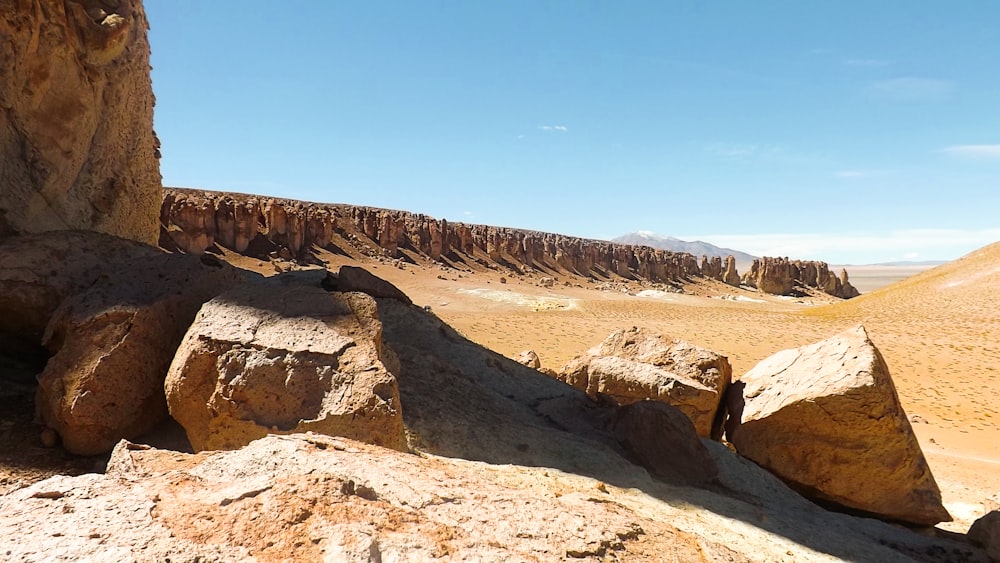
{"left": 1, "top": 1, "right": 999, "bottom": 561}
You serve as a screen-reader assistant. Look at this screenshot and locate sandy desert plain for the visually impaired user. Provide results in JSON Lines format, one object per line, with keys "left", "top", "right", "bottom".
{"left": 280, "top": 242, "right": 998, "bottom": 535}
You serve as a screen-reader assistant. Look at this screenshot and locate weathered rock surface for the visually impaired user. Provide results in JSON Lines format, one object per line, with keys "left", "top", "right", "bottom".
{"left": 0, "top": 231, "right": 163, "bottom": 347}
{"left": 0, "top": 0, "right": 161, "bottom": 244}
{"left": 36, "top": 252, "right": 250, "bottom": 455}
{"left": 725, "top": 325, "right": 950, "bottom": 526}
{"left": 517, "top": 349, "right": 542, "bottom": 369}
{"left": 557, "top": 327, "right": 731, "bottom": 438}
{"left": 969, "top": 511, "right": 1000, "bottom": 561}
{"left": 332, "top": 265, "right": 412, "bottom": 305}
{"left": 742, "top": 257, "right": 860, "bottom": 298}
{"left": 611, "top": 400, "right": 719, "bottom": 487}
{"left": 165, "top": 276, "right": 406, "bottom": 452}
{"left": 722, "top": 255, "right": 741, "bottom": 286}
{"left": 161, "top": 188, "right": 705, "bottom": 284}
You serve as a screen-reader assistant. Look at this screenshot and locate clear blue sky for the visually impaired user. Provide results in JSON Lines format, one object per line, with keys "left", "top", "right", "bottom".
{"left": 147, "top": 1, "right": 1000, "bottom": 264}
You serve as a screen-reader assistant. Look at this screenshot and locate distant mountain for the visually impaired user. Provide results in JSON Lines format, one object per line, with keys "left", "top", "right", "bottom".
{"left": 612, "top": 231, "right": 757, "bottom": 270}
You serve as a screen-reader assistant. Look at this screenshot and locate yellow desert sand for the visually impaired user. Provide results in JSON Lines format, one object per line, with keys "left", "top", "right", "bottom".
{"left": 311, "top": 241, "right": 1000, "bottom": 534}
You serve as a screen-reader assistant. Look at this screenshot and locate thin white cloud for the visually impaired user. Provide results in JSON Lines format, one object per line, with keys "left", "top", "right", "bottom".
{"left": 680, "top": 228, "right": 1000, "bottom": 264}
{"left": 868, "top": 77, "right": 955, "bottom": 102}
{"left": 538, "top": 125, "right": 568, "bottom": 132}
{"left": 844, "top": 59, "right": 890, "bottom": 67}
{"left": 705, "top": 143, "right": 786, "bottom": 158}
{"left": 941, "top": 145, "right": 1000, "bottom": 159}
{"left": 836, "top": 169, "right": 893, "bottom": 179}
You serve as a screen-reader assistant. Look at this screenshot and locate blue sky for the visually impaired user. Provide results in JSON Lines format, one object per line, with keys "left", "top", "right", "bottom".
{"left": 147, "top": 1, "right": 1000, "bottom": 264}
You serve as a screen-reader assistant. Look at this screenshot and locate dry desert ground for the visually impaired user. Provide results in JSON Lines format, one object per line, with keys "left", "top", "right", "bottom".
{"left": 300, "top": 244, "right": 999, "bottom": 534}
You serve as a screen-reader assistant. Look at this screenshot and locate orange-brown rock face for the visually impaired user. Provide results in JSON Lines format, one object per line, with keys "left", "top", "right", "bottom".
{"left": 0, "top": 0, "right": 161, "bottom": 244}
{"left": 743, "top": 257, "right": 860, "bottom": 298}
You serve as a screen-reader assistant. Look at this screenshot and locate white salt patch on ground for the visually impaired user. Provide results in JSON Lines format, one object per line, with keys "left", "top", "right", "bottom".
{"left": 635, "top": 290, "right": 676, "bottom": 301}
{"left": 457, "top": 288, "right": 577, "bottom": 311}
{"left": 712, "top": 294, "right": 766, "bottom": 304}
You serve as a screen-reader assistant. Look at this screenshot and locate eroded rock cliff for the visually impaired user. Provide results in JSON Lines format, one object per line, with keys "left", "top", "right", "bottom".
{"left": 161, "top": 188, "right": 707, "bottom": 284}
{"left": 0, "top": 0, "right": 161, "bottom": 244}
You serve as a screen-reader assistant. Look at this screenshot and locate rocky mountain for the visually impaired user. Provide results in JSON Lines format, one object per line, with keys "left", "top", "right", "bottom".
{"left": 613, "top": 231, "right": 757, "bottom": 271}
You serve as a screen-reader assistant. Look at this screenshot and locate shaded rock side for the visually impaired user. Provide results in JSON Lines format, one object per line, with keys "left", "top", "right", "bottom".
{"left": 724, "top": 325, "right": 950, "bottom": 526}
{"left": 165, "top": 279, "right": 406, "bottom": 452}
{"left": 0, "top": 0, "right": 161, "bottom": 244}
{"left": 742, "top": 257, "right": 860, "bottom": 298}
{"left": 331, "top": 265, "right": 412, "bottom": 305}
{"left": 557, "top": 327, "right": 731, "bottom": 438}
{"left": 36, "top": 253, "right": 250, "bottom": 455}
{"left": 969, "top": 511, "right": 1000, "bottom": 561}
{"left": 611, "top": 401, "right": 719, "bottom": 487}
{"left": 0, "top": 231, "right": 163, "bottom": 349}
{"left": 160, "top": 188, "right": 704, "bottom": 283}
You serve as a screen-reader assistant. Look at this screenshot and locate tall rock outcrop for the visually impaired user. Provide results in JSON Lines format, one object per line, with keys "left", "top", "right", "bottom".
{"left": 0, "top": 0, "right": 161, "bottom": 244}
{"left": 742, "top": 257, "right": 860, "bottom": 298}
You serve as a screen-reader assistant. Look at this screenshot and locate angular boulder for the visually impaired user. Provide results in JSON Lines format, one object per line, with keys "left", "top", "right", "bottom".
{"left": 36, "top": 253, "right": 250, "bottom": 455}
{"left": 611, "top": 400, "right": 718, "bottom": 487}
{"left": 0, "top": 0, "right": 161, "bottom": 244}
{"left": 165, "top": 278, "right": 406, "bottom": 452}
{"left": 725, "top": 325, "right": 950, "bottom": 526}
{"left": 516, "top": 349, "right": 541, "bottom": 369}
{"left": 557, "top": 327, "right": 731, "bottom": 438}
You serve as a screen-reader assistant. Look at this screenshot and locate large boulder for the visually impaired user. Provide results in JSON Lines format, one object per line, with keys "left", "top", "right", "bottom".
{"left": 0, "top": 231, "right": 163, "bottom": 347}
{"left": 0, "top": 0, "right": 161, "bottom": 244}
{"left": 165, "top": 277, "right": 406, "bottom": 452}
{"left": 36, "top": 253, "right": 250, "bottom": 455}
{"left": 332, "top": 265, "right": 412, "bottom": 305}
{"left": 557, "top": 327, "right": 731, "bottom": 438}
{"left": 725, "top": 325, "right": 950, "bottom": 526}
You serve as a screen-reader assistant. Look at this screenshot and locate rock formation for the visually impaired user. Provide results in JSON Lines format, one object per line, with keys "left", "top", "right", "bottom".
{"left": 0, "top": 0, "right": 161, "bottom": 244}
{"left": 724, "top": 325, "right": 950, "bottom": 526}
{"left": 165, "top": 275, "right": 406, "bottom": 452}
{"left": 557, "top": 327, "right": 731, "bottom": 438}
{"left": 611, "top": 400, "right": 719, "bottom": 487}
{"left": 330, "top": 265, "right": 412, "bottom": 305}
{"left": 517, "top": 349, "right": 542, "bottom": 369}
{"left": 722, "top": 255, "right": 741, "bottom": 286}
{"left": 742, "top": 257, "right": 860, "bottom": 298}
{"left": 36, "top": 252, "right": 250, "bottom": 455}
{"left": 969, "top": 511, "right": 1000, "bottom": 561}
{"left": 160, "top": 188, "right": 706, "bottom": 284}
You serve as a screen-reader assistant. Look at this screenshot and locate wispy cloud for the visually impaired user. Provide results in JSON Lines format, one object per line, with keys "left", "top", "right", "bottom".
{"left": 681, "top": 228, "right": 1000, "bottom": 264}
{"left": 836, "top": 169, "right": 894, "bottom": 179}
{"left": 538, "top": 125, "right": 568, "bottom": 132}
{"left": 941, "top": 145, "right": 1000, "bottom": 159}
{"left": 868, "top": 77, "right": 955, "bottom": 102}
{"left": 843, "top": 59, "right": 891, "bottom": 68}
{"left": 705, "top": 143, "right": 786, "bottom": 159}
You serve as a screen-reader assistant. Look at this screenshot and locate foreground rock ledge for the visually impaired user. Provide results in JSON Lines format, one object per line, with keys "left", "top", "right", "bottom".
{"left": 165, "top": 277, "right": 406, "bottom": 452}
{"left": 725, "top": 325, "right": 950, "bottom": 526}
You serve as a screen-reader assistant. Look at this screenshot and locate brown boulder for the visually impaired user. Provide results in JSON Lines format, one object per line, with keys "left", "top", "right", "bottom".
{"left": 557, "top": 328, "right": 731, "bottom": 438}
{"left": 725, "top": 325, "right": 950, "bottom": 526}
{"left": 722, "top": 255, "right": 741, "bottom": 286}
{"left": 36, "top": 253, "right": 250, "bottom": 455}
{"left": 516, "top": 349, "right": 542, "bottom": 369}
{"left": 611, "top": 401, "right": 718, "bottom": 487}
{"left": 165, "top": 278, "right": 406, "bottom": 452}
{"left": 0, "top": 0, "right": 161, "bottom": 244}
